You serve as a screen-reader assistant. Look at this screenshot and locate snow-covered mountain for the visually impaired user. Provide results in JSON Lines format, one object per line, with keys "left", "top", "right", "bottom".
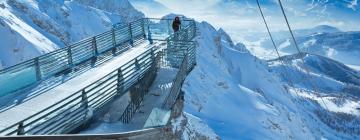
{"left": 77, "top": 0, "right": 144, "bottom": 22}
{"left": 268, "top": 52, "right": 360, "bottom": 137}
{"left": 213, "top": 0, "right": 360, "bottom": 29}
{"left": 187, "top": 20, "right": 360, "bottom": 139}
{"left": 184, "top": 22, "right": 313, "bottom": 139}
{"left": 129, "top": 0, "right": 169, "bottom": 17}
{"left": 1, "top": 0, "right": 360, "bottom": 139}
{"left": 276, "top": 30, "right": 360, "bottom": 67}
{"left": 259, "top": 25, "right": 341, "bottom": 48}
{"left": 276, "top": 25, "right": 341, "bottom": 40}
{"left": 272, "top": 53, "right": 360, "bottom": 87}
{"left": 216, "top": 0, "right": 359, "bottom": 18}
{"left": 0, "top": 0, "right": 143, "bottom": 68}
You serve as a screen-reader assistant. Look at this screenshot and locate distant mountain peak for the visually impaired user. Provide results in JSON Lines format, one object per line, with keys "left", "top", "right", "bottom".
{"left": 313, "top": 25, "right": 340, "bottom": 32}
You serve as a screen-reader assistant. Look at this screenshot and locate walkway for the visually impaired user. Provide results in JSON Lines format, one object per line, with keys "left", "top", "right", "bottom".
{"left": 0, "top": 18, "right": 196, "bottom": 136}
{"left": 0, "top": 41, "right": 162, "bottom": 131}
{"left": 80, "top": 67, "right": 179, "bottom": 133}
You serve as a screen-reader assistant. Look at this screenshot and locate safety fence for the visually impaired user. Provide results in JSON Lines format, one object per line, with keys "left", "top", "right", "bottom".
{"left": 162, "top": 53, "right": 189, "bottom": 110}
{"left": 119, "top": 51, "right": 160, "bottom": 123}
{"left": 119, "top": 41, "right": 197, "bottom": 123}
{"left": 0, "top": 48, "right": 159, "bottom": 135}
{"left": 0, "top": 126, "right": 173, "bottom": 140}
{"left": 0, "top": 44, "right": 197, "bottom": 136}
{"left": 144, "top": 18, "right": 196, "bottom": 41}
{"left": 165, "top": 41, "right": 197, "bottom": 70}
{"left": 0, "top": 18, "right": 196, "bottom": 98}
{"left": 0, "top": 18, "right": 197, "bottom": 135}
{"left": 161, "top": 41, "right": 196, "bottom": 110}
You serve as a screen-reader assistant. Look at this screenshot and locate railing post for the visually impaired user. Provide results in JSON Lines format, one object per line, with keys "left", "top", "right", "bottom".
{"left": 91, "top": 37, "right": 98, "bottom": 67}
{"left": 17, "top": 122, "right": 25, "bottom": 135}
{"left": 150, "top": 49, "right": 155, "bottom": 61}
{"left": 82, "top": 89, "right": 88, "bottom": 108}
{"left": 129, "top": 23, "right": 134, "bottom": 47}
{"left": 149, "top": 49, "right": 156, "bottom": 74}
{"left": 34, "top": 57, "right": 41, "bottom": 81}
{"left": 167, "top": 20, "right": 171, "bottom": 35}
{"left": 135, "top": 58, "right": 140, "bottom": 71}
{"left": 117, "top": 69, "right": 124, "bottom": 95}
{"left": 135, "top": 58, "right": 140, "bottom": 80}
{"left": 92, "top": 37, "right": 98, "bottom": 56}
{"left": 111, "top": 28, "right": 117, "bottom": 56}
{"left": 193, "top": 21, "right": 196, "bottom": 39}
{"left": 141, "top": 19, "right": 146, "bottom": 39}
{"left": 67, "top": 46, "right": 73, "bottom": 66}
{"left": 146, "top": 19, "right": 153, "bottom": 44}
{"left": 81, "top": 89, "right": 89, "bottom": 119}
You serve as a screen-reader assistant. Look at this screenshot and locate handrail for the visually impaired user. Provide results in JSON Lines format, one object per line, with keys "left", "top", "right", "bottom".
{"left": 146, "top": 17, "right": 195, "bottom": 21}
{"left": 0, "top": 126, "right": 172, "bottom": 140}
{"left": 162, "top": 53, "right": 188, "bottom": 110}
{"left": 0, "top": 48, "right": 157, "bottom": 135}
{"left": 161, "top": 41, "right": 196, "bottom": 110}
{"left": 0, "top": 18, "right": 197, "bottom": 136}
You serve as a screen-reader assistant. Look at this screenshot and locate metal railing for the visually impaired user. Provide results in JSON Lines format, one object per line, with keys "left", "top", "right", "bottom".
{"left": 119, "top": 40, "right": 197, "bottom": 123}
{"left": 0, "top": 20, "right": 143, "bottom": 97}
{"left": 161, "top": 42, "right": 196, "bottom": 110}
{"left": 0, "top": 18, "right": 197, "bottom": 136}
{"left": 0, "top": 126, "right": 173, "bottom": 140}
{"left": 162, "top": 54, "right": 188, "bottom": 110}
{"left": 0, "top": 18, "right": 196, "bottom": 98}
{"left": 165, "top": 41, "right": 197, "bottom": 70}
{"left": 119, "top": 51, "right": 160, "bottom": 123}
{"left": 145, "top": 18, "right": 196, "bottom": 41}
{"left": 0, "top": 48, "right": 158, "bottom": 136}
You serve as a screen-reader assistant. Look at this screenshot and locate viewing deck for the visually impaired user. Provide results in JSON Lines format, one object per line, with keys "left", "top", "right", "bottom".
{"left": 0, "top": 18, "right": 197, "bottom": 137}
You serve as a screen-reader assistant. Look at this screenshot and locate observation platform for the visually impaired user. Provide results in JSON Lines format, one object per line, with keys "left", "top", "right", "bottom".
{"left": 0, "top": 18, "right": 197, "bottom": 137}
{"left": 0, "top": 41, "right": 161, "bottom": 131}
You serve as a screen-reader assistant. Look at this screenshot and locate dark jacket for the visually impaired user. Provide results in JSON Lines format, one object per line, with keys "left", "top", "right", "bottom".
{"left": 172, "top": 19, "right": 181, "bottom": 32}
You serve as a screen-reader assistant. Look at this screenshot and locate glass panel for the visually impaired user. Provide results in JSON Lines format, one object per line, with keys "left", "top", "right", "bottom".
{"left": 0, "top": 66, "right": 37, "bottom": 96}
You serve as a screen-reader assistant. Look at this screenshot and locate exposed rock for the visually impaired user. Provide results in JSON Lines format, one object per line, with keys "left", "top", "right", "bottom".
{"left": 0, "top": 3, "right": 5, "bottom": 9}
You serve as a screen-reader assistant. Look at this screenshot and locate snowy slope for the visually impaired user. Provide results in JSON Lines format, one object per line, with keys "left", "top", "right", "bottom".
{"left": 269, "top": 52, "right": 360, "bottom": 98}
{"left": 277, "top": 31, "right": 360, "bottom": 67}
{"left": 273, "top": 25, "right": 341, "bottom": 42}
{"left": 182, "top": 21, "right": 360, "bottom": 139}
{"left": 0, "top": 0, "right": 143, "bottom": 68}
{"left": 268, "top": 52, "right": 360, "bottom": 138}
{"left": 76, "top": 0, "right": 144, "bottom": 22}
{"left": 1, "top": 0, "right": 359, "bottom": 139}
{"left": 183, "top": 22, "right": 312, "bottom": 139}
{"left": 129, "top": 0, "right": 170, "bottom": 17}
{"left": 0, "top": 1, "right": 58, "bottom": 67}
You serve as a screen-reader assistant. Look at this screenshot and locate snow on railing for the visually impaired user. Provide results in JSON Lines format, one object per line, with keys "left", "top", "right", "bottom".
{"left": 0, "top": 48, "right": 158, "bottom": 135}
{"left": 0, "top": 18, "right": 196, "bottom": 97}
{"left": 0, "top": 18, "right": 197, "bottom": 136}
